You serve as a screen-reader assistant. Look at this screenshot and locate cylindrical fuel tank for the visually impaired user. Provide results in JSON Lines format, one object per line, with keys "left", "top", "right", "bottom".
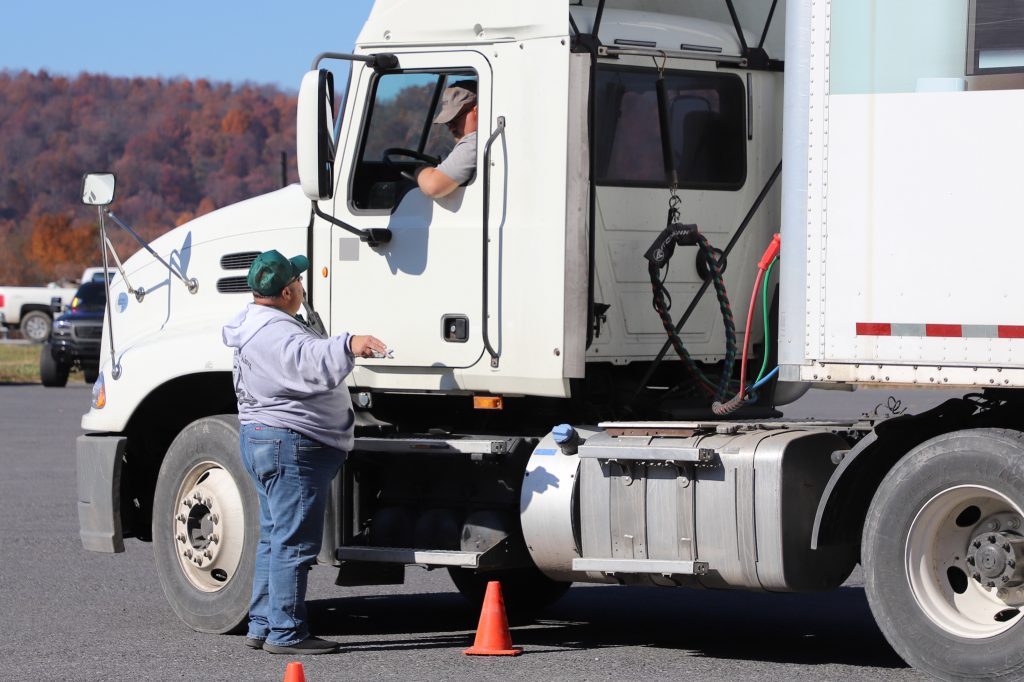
{"left": 520, "top": 424, "right": 858, "bottom": 591}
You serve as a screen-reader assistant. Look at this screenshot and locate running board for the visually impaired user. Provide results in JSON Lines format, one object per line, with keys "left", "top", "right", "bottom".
{"left": 572, "top": 558, "right": 709, "bottom": 576}
{"left": 577, "top": 431, "right": 715, "bottom": 463}
{"left": 354, "top": 436, "right": 522, "bottom": 459}
{"left": 334, "top": 542, "right": 525, "bottom": 569}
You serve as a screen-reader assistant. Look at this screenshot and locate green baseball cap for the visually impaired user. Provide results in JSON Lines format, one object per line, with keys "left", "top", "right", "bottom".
{"left": 247, "top": 250, "right": 310, "bottom": 296}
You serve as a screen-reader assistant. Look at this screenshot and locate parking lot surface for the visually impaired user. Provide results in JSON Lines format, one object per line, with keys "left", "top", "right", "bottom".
{"left": 1, "top": 384, "right": 942, "bottom": 681}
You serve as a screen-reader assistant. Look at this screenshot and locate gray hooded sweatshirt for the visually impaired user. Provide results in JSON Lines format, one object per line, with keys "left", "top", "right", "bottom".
{"left": 222, "top": 303, "right": 355, "bottom": 451}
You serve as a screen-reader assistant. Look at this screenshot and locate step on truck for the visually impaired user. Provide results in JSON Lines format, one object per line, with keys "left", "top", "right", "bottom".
{"left": 75, "top": 1, "right": 1024, "bottom": 678}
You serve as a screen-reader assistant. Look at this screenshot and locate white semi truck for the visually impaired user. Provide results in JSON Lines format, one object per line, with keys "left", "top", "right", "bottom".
{"left": 75, "top": 1, "right": 1024, "bottom": 678}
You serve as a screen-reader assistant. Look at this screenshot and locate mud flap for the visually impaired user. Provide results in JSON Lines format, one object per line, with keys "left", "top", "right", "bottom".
{"left": 77, "top": 434, "right": 126, "bottom": 553}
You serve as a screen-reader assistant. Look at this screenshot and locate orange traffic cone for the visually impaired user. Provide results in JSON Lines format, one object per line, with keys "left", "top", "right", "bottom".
{"left": 283, "top": 661, "right": 306, "bottom": 682}
{"left": 463, "top": 581, "right": 523, "bottom": 656}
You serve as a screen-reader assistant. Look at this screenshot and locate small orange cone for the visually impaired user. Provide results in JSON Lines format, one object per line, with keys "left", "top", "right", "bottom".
{"left": 283, "top": 661, "right": 306, "bottom": 682}
{"left": 463, "top": 581, "right": 523, "bottom": 656}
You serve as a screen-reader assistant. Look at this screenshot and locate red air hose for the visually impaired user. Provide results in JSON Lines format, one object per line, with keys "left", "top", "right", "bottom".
{"left": 713, "top": 233, "right": 780, "bottom": 416}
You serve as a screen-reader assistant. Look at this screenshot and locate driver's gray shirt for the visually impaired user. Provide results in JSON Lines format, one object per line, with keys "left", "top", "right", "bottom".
{"left": 435, "top": 131, "right": 477, "bottom": 186}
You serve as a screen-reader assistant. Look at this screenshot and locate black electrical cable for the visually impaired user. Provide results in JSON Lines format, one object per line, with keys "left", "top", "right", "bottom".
{"left": 629, "top": 161, "right": 782, "bottom": 406}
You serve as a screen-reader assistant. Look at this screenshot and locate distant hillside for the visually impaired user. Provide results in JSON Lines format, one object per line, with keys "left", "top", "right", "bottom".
{"left": 0, "top": 70, "right": 298, "bottom": 285}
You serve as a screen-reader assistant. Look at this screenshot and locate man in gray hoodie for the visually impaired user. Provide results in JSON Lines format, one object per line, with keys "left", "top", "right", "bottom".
{"left": 222, "top": 249, "right": 385, "bottom": 655}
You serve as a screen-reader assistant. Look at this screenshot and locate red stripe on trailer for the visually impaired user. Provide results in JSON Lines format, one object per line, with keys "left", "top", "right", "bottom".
{"left": 925, "top": 324, "right": 962, "bottom": 338}
{"left": 856, "top": 323, "right": 891, "bottom": 336}
{"left": 998, "top": 326, "right": 1024, "bottom": 339}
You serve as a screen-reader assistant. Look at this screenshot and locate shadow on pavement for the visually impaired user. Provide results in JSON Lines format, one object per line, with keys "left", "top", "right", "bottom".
{"left": 307, "top": 583, "right": 908, "bottom": 669}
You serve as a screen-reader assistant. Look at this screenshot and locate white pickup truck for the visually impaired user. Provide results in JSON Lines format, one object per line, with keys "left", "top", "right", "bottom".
{"left": 0, "top": 267, "right": 107, "bottom": 342}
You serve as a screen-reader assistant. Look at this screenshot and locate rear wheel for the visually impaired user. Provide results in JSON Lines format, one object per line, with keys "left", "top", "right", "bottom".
{"left": 152, "top": 415, "right": 256, "bottom": 633}
{"left": 448, "top": 565, "right": 571, "bottom": 622}
{"left": 20, "top": 310, "right": 51, "bottom": 343}
{"left": 39, "top": 343, "right": 69, "bottom": 387}
{"left": 83, "top": 367, "right": 99, "bottom": 383}
{"left": 863, "top": 428, "right": 1024, "bottom": 679}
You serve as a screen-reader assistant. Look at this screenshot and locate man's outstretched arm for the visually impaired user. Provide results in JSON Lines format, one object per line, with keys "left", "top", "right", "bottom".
{"left": 415, "top": 166, "right": 460, "bottom": 199}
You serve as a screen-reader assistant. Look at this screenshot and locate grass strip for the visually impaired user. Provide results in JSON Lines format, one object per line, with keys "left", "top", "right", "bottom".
{"left": 0, "top": 343, "right": 84, "bottom": 384}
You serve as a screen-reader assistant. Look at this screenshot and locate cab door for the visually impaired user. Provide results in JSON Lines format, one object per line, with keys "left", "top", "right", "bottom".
{"left": 328, "top": 51, "right": 492, "bottom": 370}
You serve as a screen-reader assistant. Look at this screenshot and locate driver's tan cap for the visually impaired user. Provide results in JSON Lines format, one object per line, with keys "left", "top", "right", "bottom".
{"left": 433, "top": 80, "right": 477, "bottom": 125}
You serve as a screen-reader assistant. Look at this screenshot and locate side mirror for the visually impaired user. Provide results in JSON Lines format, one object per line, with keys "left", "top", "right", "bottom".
{"left": 81, "top": 172, "right": 116, "bottom": 206}
{"left": 296, "top": 69, "right": 336, "bottom": 201}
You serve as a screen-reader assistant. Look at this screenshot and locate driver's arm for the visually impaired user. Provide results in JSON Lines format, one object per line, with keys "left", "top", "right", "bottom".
{"left": 415, "top": 166, "right": 460, "bottom": 199}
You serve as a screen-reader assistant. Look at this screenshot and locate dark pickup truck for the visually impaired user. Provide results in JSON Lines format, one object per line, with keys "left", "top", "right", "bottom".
{"left": 40, "top": 281, "right": 105, "bottom": 387}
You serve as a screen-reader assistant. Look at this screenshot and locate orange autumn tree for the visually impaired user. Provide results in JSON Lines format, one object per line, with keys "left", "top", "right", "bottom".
{"left": 0, "top": 71, "right": 299, "bottom": 284}
{"left": 26, "top": 212, "right": 99, "bottom": 283}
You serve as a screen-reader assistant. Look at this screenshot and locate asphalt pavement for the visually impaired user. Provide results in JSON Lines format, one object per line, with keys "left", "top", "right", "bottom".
{"left": 0, "top": 383, "right": 948, "bottom": 681}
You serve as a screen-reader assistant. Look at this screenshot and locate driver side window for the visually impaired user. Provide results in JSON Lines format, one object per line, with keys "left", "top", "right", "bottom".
{"left": 350, "top": 70, "right": 476, "bottom": 212}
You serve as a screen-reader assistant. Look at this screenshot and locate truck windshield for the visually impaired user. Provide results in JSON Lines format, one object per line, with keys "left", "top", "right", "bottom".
{"left": 593, "top": 66, "right": 746, "bottom": 190}
{"left": 70, "top": 282, "right": 106, "bottom": 312}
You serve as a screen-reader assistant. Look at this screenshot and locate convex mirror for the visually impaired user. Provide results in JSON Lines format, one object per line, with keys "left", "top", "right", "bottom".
{"left": 81, "top": 172, "right": 116, "bottom": 206}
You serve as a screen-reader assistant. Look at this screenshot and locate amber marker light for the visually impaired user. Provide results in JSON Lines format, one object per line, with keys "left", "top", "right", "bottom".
{"left": 91, "top": 373, "right": 106, "bottom": 409}
{"left": 473, "top": 395, "right": 504, "bottom": 410}
{"left": 322, "top": 266, "right": 329, "bottom": 278}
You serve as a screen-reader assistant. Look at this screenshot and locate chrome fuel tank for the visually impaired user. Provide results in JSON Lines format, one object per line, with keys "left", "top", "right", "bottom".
{"left": 521, "top": 422, "right": 858, "bottom": 591}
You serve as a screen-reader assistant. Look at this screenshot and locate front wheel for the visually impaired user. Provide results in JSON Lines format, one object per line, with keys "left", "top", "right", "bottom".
{"left": 39, "top": 343, "right": 69, "bottom": 387}
{"left": 152, "top": 415, "right": 257, "bottom": 633}
{"left": 863, "top": 428, "right": 1024, "bottom": 679}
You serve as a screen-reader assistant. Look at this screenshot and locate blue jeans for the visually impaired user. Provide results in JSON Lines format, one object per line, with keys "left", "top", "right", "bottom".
{"left": 239, "top": 423, "right": 345, "bottom": 646}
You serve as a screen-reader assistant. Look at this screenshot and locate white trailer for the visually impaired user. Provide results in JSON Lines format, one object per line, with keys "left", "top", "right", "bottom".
{"left": 76, "top": 1, "right": 1024, "bottom": 678}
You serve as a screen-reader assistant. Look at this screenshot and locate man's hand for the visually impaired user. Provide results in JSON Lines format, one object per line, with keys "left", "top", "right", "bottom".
{"left": 350, "top": 335, "right": 387, "bottom": 358}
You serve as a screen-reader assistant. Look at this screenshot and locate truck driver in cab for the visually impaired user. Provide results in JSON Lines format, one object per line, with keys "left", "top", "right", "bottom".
{"left": 415, "top": 80, "right": 477, "bottom": 199}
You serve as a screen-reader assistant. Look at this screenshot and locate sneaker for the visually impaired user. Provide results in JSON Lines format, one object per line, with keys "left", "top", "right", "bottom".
{"left": 244, "top": 637, "right": 265, "bottom": 650}
{"left": 263, "top": 636, "right": 341, "bottom": 655}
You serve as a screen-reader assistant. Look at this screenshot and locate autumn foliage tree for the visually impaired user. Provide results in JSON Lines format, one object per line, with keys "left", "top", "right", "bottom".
{"left": 0, "top": 70, "right": 299, "bottom": 285}
{"left": 26, "top": 213, "right": 98, "bottom": 283}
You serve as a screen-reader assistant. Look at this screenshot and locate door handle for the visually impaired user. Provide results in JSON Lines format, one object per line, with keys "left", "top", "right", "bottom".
{"left": 481, "top": 116, "right": 506, "bottom": 367}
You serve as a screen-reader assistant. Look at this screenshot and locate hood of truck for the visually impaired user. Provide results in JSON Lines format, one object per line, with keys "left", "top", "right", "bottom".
{"left": 82, "top": 184, "right": 312, "bottom": 433}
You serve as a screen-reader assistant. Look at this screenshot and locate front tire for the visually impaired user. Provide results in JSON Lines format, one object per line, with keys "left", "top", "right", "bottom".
{"left": 863, "top": 428, "right": 1024, "bottom": 680}
{"left": 39, "top": 343, "right": 69, "bottom": 387}
{"left": 152, "top": 415, "right": 257, "bottom": 634}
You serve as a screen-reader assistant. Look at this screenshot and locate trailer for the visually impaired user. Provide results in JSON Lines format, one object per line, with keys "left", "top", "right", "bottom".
{"left": 76, "top": 1, "right": 1024, "bottom": 678}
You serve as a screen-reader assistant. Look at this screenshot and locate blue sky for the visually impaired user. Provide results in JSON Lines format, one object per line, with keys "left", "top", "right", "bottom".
{"left": 0, "top": 1, "right": 375, "bottom": 91}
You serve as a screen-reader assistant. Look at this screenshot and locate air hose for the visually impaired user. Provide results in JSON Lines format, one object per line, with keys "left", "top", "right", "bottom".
{"left": 712, "top": 233, "right": 781, "bottom": 415}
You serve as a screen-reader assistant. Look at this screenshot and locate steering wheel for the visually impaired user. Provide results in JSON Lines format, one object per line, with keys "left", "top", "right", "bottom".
{"left": 383, "top": 147, "right": 442, "bottom": 181}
